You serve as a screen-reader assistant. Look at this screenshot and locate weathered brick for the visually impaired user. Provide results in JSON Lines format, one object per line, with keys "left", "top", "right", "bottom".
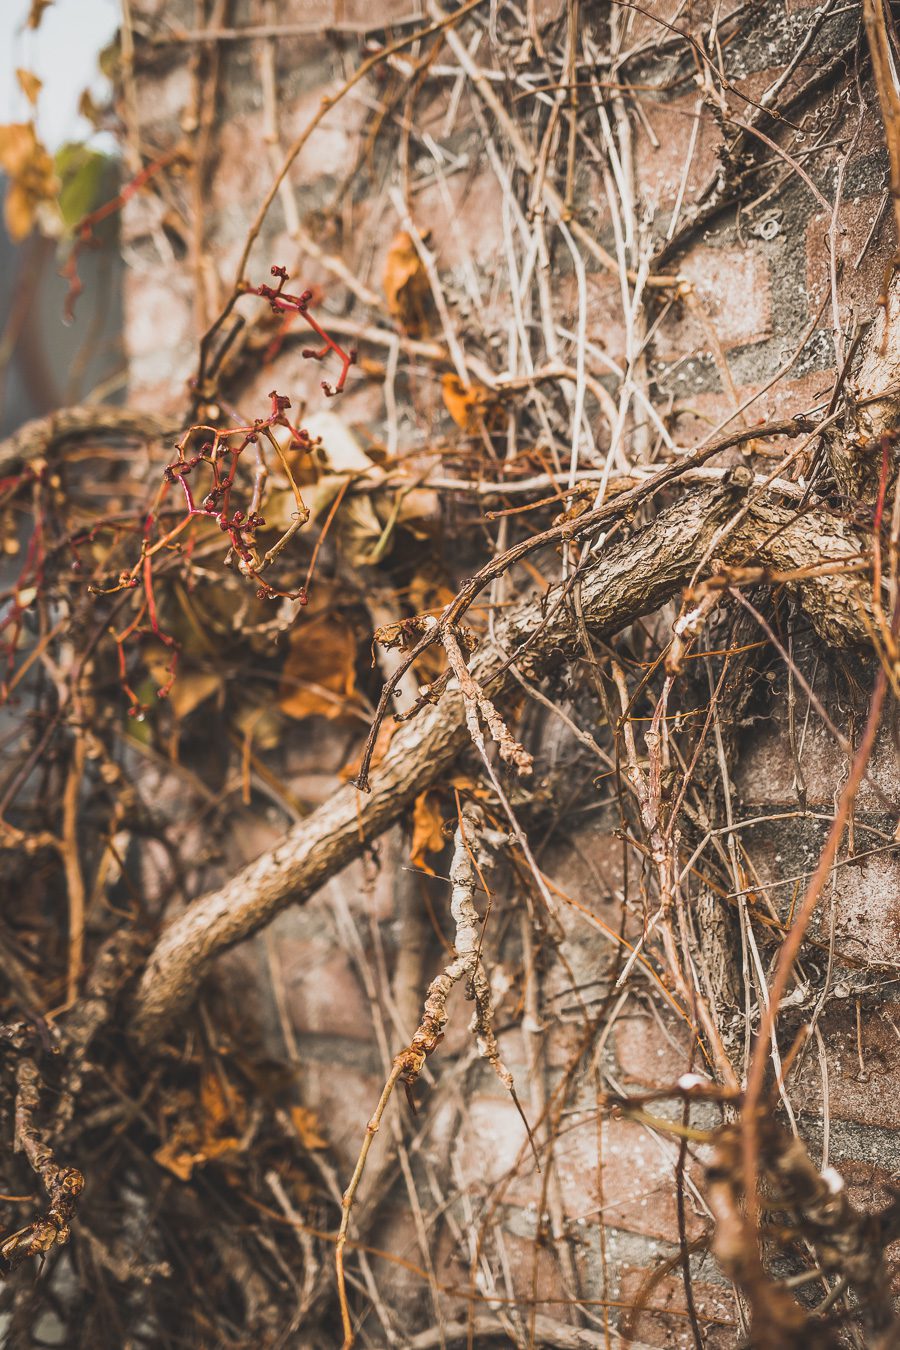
{"left": 654, "top": 245, "right": 772, "bottom": 359}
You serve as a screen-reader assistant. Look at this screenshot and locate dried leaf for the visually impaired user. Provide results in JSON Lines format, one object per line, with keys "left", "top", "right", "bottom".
{"left": 290, "top": 1106, "right": 327, "bottom": 1150}
{"left": 26, "top": 0, "right": 53, "bottom": 28}
{"left": 395, "top": 486, "right": 439, "bottom": 539}
{"left": 15, "top": 70, "right": 42, "bottom": 107}
{"left": 77, "top": 88, "right": 104, "bottom": 129}
{"left": 305, "top": 411, "right": 373, "bottom": 475}
{"left": 167, "top": 670, "right": 221, "bottom": 720}
{"left": 410, "top": 791, "right": 446, "bottom": 873}
{"left": 0, "top": 123, "right": 59, "bottom": 241}
{"left": 441, "top": 373, "right": 498, "bottom": 432}
{"left": 153, "top": 1135, "right": 198, "bottom": 1182}
{"left": 279, "top": 599, "right": 361, "bottom": 721}
{"left": 384, "top": 230, "right": 431, "bottom": 336}
{"left": 200, "top": 1070, "right": 244, "bottom": 1133}
{"left": 0, "top": 124, "right": 40, "bottom": 178}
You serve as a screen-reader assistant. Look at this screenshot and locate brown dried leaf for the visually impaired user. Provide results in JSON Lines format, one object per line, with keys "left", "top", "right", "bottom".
{"left": 167, "top": 670, "right": 221, "bottom": 720}
{"left": 279, "top": 600, "right": 360, "bottom": 722}
{"left": 410, "top": 791, "right": 446, "bottom": 873}
{"left": 15, "top": 70, "right": 42, "bottom": 107}
{"left": 27, "top": 0, "right": 53, "bottom": 27}
{"left": 384, "top": 230, "right": 431, "bottom": 336}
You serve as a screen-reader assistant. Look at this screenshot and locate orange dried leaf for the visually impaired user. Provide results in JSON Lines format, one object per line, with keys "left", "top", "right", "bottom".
{"left": 441, "top": 373, "right": 497, "bottom": 432}
{"left": 0, "top": 124, "right": 40, "bottom": 178}
{"left": 15, "top": 70, "right": 42, "bottom": 107}
{"left": 290, "top": 1106, "right": 327, "bottom": 1150}
{"left": 410, "top": 790, "right": 446, "bottom": 873}
{"left": 384, "top": 230, "right": 431, "bottom": 336}
{"left": 0, "top": 122, "right": 58, "bottom": 241}
{"left": 153, "top": 1136, "right": 198, "bottom": 1182}
{"left": 200, "top": 1071, "right": 233, "bottom": 1132}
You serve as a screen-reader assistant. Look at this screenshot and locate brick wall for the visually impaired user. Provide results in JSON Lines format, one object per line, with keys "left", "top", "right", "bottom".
{"left": 122, "top": 2, "right": 899, "bottom": 1344}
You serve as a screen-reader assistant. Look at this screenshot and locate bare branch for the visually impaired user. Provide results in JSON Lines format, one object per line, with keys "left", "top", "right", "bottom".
{"left": 129, "top": 481, "right": 875, "bottom": 1046}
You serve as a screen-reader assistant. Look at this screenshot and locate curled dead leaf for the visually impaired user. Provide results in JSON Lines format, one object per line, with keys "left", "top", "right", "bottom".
{"left": 410, "top": 791, "right": 447, "bottom": 873}
{"left": 384, "top": 230, "right": 432, "bottom": 337}
{"left": 0, "top": 122, "right": 59, "bottom": 241}
{"left": 15, "top": 70, "right": 42, "bottom": 107}
{"left": 441, "top": 373, "right": 499, "bottom": 432}
{"left": 279, "top": 597, "right": 362, "bottom": 722}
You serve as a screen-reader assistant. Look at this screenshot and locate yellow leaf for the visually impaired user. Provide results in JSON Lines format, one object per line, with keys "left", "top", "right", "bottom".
{"left": 410, "top": 791, "right": 446, "bottom": 873}
{"left": 290, "top": 1106, "right": 328, "bottom": 1150}
{"left": 15, "top": 69, "right": 42, "bottom": 107}
{"left": 384, "top": 230, "right": 431, "bottom": 337}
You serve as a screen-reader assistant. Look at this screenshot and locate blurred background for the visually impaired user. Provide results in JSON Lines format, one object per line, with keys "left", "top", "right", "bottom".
{"left": 0, "top": 0, "right": 122, "bottom": 438}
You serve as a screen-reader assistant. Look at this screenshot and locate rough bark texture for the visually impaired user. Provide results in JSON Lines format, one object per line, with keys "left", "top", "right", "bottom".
{"left": 131, "top": 482, "right": 873, "bottom": 1044}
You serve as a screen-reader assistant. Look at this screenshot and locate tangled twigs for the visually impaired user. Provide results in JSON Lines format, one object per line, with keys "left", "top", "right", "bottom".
{"left": 611, "top": 659, "right": 737, "bottom": 1084}
{"left": 350, "top": 415, "right": 817, "bottom": 793}
{"left": 863, "top": 0, "right": 900, "bottom": 272}
{"left": 1, "top": 1054, "right": 84, "bottom": 1272}
{"left": 335, "top": 805, "right": 534, "bottom": 1349}
{"left": 92, "top": 274, "right": 355, "bottom": 712}
{"left": 129, "top": 479, "right": 878, "bottom": 1046}
{"left": 249, "top": 266, "right": 356, "bottom": 397}
{"left": 739, "top": 667, "right": 889, "bottom": 1290}
{"left": 708, "top": 1114, "right": 900, "bottom": 1348}
{"left": 377, "top": 615, "right": 533, "bottom": 775}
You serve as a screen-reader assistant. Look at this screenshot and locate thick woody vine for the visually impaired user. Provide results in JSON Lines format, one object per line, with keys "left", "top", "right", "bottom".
{"left": 2, "top": 3, "right": 900, "bottom": 1349}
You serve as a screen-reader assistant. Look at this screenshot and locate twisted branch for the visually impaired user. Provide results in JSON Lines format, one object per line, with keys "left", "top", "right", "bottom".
{"left": 129, "top": 476, "right": 875, "bottom": 1046}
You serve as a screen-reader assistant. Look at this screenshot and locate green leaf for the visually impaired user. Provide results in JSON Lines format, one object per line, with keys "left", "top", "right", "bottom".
{"left": 54, "top": 142, "right": 111, "bottom": 231}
